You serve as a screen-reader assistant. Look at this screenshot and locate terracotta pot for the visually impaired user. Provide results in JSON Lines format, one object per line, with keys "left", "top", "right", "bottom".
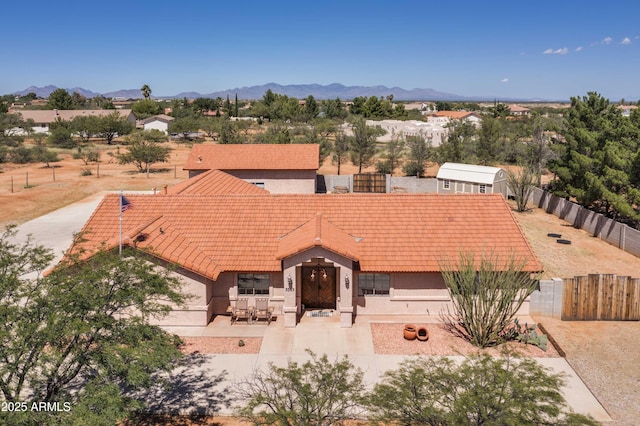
{"left": 403, "top": 324, "right": 417, "bottom": 340}
{"left": 416, "top": 326, "right": 429, "bottom": 341}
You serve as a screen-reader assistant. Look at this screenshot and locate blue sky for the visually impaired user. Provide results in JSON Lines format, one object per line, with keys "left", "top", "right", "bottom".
{"left": 2, "top": 0, "right": 639, "bottom": 100}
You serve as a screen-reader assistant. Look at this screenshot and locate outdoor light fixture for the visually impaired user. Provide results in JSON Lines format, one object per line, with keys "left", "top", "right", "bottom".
{"left": 287, "top": 274, "right": 293, "bottom": 291}
{"left": 345, "top": 276, "right": 350, "bottom": 289}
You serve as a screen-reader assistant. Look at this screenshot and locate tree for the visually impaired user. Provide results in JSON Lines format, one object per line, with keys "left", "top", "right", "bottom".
{"left": 548, "top": 92, "right": 640, "bottom": 225}
{"left": 235, "top": 350, "right": 365, "bottom": 425}
{"left": 31, "top": 145, "right": 60, "bottom": 167}
{"left": 436, "top": 120, "right": 476, "bottom": 164}
{"left": 47, "top": 88, "right": 73, "bottom": 110}
{"left": 48, "top": 124, "right": 76, "bottom": 148}
{"left": 71, "top": 91, "right": 88, "bottom": 109}
{"left": 131, "top": 98, "right": 162, "bottom": 119}
{"left": 303, "top": 95, "right": 319, "bottom": 122}
{"left": 507, "top": 166, "right": 537, "bottom": 212}
{"left": 332, "top": 131, "right": 350, "bottom": 175}
{"left": 0, "top": 226, "right": 185, "bottom": 425}
{"left": 440, "top": 251, "right": 538, "bottom": 348}
{"left": 71, "top": 115, "right": 100, "bottom": 143}
{"left": 169, "top": 116, "right": 201, "bottom": 141}
{"left": 493, "top": 101, "right": 512, "bottom": 118}
{"left": 96, "top": 111, "right": 134, "bottom": 144}
{"left": 378, "top": 135, "right": 404, "bottom": 176}
{"left": 349, "top": 116, "right": 385, "bottom": 173}
{"left": 477, "top": 115, "right": 502, "bottom": 165}
{"left": 118, "top": 130, "right": 171, "bottom": 174}
{"left": 367, "top": 354, "right": 598, "bottom": 426}
{"left": 1, "top": 113, "right": 32, "bottom": 146}
{"left": 321, "top": 98, "right": 346, "bottom": 119}
{"left": 140, "top": 84, "right": 152, "bottom": 99}
{"left": 403, "top": 134, "right": 432, "bottom": 178}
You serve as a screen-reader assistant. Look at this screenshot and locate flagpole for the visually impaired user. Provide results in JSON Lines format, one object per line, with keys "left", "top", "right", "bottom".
{"left": 119, "top": 190, "right": 123, "bottom": 256}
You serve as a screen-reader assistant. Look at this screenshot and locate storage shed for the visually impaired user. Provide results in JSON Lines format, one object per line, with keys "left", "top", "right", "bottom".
{"left": 436, "top": 162, "right": 508, "bottom": 197}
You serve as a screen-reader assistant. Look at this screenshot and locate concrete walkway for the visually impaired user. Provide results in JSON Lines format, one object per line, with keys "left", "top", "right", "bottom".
{"left": 163, "top": 313, "right": 611, "bottom": 422}
{"left": 9, "top": 194, "right": 611, "bottom": 422}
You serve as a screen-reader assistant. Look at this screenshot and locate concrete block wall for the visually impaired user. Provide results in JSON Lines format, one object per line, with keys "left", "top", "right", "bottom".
{"left": 529, "top": 278, "right": 564, "bottom": 318}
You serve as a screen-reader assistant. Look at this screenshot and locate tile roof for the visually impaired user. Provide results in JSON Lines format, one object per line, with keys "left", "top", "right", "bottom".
{"left": 164, "top": 169, "right": 269, "bottom": 195}
{"left": 433, "top": 111, "right": 479, "bottom": 120}
{"left": 70, "top": 193, "right": 542, "bottom": 279}
{"left": 184, "top": 143, "right": 320, "bottom": 171}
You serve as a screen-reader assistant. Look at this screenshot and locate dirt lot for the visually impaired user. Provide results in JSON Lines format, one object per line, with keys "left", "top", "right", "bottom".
{"left": 3, "top": 150, "right": 639, "bottom": 425}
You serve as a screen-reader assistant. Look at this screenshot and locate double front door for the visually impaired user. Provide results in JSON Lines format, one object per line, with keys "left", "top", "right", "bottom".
{"left": 301, "top": 265, "right": 336, "bottom": 309}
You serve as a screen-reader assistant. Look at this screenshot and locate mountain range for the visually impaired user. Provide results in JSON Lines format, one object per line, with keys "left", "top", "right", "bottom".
{"left": 11, "top": 83, "right": 538, "bottom": 101}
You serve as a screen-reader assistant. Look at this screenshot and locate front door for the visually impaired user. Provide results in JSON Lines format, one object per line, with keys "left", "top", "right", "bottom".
{"left": 301, "top": 265, "right": 336, "bottom": 309}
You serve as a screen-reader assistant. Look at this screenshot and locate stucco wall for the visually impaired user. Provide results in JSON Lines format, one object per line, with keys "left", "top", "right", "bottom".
{"left": 226, "top": 170, "right": 317, "bottom": 193}
{"left": 143, "top": 120, "right": 169, "bottom": 134}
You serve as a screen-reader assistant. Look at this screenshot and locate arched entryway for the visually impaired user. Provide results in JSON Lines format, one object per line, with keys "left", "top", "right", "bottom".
{"left": 301, "top": 263, "right": 336, "bottom": 309}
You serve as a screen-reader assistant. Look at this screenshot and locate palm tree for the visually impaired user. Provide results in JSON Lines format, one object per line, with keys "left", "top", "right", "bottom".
{"left": 141, "top": 84, "right": 151, "bottom": 99}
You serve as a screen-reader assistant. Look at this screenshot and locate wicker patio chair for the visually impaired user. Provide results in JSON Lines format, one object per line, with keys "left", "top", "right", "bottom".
{"left": 231, "top": 298, "right": 251, "bottom": 324}
{"left": 254, "top": 298, "right": 274, "bottom": 325}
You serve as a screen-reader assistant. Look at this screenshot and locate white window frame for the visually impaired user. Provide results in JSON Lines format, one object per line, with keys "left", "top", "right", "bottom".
{"left": 443, "top": 180, "right": 450, "bottom": 190}
{"left": 358, "top": 273, "right": 390, "bottom": 296}
{"left": 238, "top": 273, "right": 270, "bottom": 295}
{"left": 479, "top": 184, "right": 486, "bottom": 194}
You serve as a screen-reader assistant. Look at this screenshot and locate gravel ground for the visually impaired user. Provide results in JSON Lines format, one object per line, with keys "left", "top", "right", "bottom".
{"left": 534, "top": 317, "right": 640, "bottom": 426}
{"left": 180, "top": 337, "right": 262, "bottom": 354}
{"left": 371, "top": 323, "right": 560, "bottom": 357}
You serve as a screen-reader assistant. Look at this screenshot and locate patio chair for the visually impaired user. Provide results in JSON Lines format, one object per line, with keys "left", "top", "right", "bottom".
{"left": 231, "top": 298, "right": 251, "bottom": 324}
{"left": 254, "top": 298, "right": 274, "bottom": 325}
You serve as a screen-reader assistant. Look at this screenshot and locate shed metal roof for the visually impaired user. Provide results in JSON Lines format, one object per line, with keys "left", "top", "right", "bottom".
{"left": 437, "top": 163, "right": 506, "bottom": 185}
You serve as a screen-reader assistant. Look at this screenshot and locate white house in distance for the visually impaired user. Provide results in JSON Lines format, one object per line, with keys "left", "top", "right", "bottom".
{"left": 430, "top": 111, "right": 483, "bottom": 128}
{"left": 508, "top": 105, "right": 531, "bottom": 116}
{"left": 183, "top": 143, "right": 319, "bottom": 193}
{"left": 436, "top": 162, "right": 508, "bottom": 197}
{"left": 14, "top": 109, "right": 136, "bottom": 134}
{"left": 141, "top": 114, "right": 175, "bottom": 134}
{"left": 367, "top": 119, "right": 447, "bottom": 147}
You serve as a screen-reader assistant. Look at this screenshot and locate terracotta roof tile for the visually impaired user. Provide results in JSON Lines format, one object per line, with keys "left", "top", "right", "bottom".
{"left": 69, "top": 193, "right": 542, "bottom": 276}
{"left": 164, "top": 169, "right": 269, "bottom": 195}
{"left": 184, "top": 143, "right": 320, "bottom": 171}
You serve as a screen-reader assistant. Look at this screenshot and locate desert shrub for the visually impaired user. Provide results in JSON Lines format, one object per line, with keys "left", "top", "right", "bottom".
{"left": 80, "top": 168, "right": 93, "bottom": 176}
{"left": 440, "top": 251, "right": 538, "bottom": 348}
{"left": 235, "top": 350, "right": 365, "bottom": 425}
{"left": 402, "top": 161, "right": 424, "bottom": 177}
{"left": 367, "top": 354, "right": 599, "bottom": 426}
{"left": 375, "top": 159, "right": 393, "bottom": 174}
{"left": 9, "top": 146, "right": 33, "bottom": 163}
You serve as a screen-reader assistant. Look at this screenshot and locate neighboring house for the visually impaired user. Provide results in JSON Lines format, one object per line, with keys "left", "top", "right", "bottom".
{"left": 436, "top": 162, "right": 508, "bottom": 197}
{"left": 184, "top": 143, "right": 319, "bottom": 193}
{"left": 14, "top": 109, "right": 136, "bottom": 134}
{"left": 617, "top": 105, "right": 638, "bottom": 117}
{"left": 431, "top": 110, "right": 483, "bottom": 127}
{"left": 508, "top": 104, "right": 530, "bottom": 116}
{"left": 141, "top": 114, "right": 174, "bottom": 134}
{"left": 67, "top": 191, "right": 541, "bottom": 328}
{"left": 368, "top": 119, "right": 446, "bottom": 147}
{"left": 163, "top": 169, "right": 269, "bottom": 195}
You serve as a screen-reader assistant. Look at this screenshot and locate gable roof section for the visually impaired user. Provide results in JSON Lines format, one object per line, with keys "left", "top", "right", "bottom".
{"left": 141, "top": 114, "right": 175, "bottom": 125}
{"left": 433, "top": 111, "right": 479, "bottom": 120}
{"left": 69, "top": 193, "right": 542, "bottom": 278}
{"left": 165, "top": 169, "right": 269, "bottom": 195}
{"left": 437, "top": 162, "right": 505, "bottom": 184}
{"left": 184, "top": 143, "right": 320, "bottom": 171}
{"left": 276, "top": 212, "right": 360, "bottom": 261}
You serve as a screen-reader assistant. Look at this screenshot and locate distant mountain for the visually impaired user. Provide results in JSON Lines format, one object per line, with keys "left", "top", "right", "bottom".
{"left": 11, "top": 83, "right": 546, "bottom": 102}
{"left": 187, "top": 83, "right": 469, "bottom": 101}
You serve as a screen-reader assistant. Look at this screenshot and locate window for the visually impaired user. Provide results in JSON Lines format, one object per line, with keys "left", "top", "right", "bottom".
{"left": 238, "top": 273, "right": 270, "bottom": 295}
{"left": 358, "top": 273, "right": 390, "bottom": 296}
{"left": 252, "top": 182, "right": 265, "bottom": 189}
{"left": 443, "top": 180, "right": 450, "bottom": 189}
{"left": 479, "top": 184, "right": 486, "bottom": 194}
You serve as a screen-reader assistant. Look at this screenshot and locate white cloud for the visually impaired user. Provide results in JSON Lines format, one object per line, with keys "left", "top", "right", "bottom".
{"left": 576, "top": 46, "right": 583, "bottom": 52}
{"left": 501, "top": 78, "right": 509, "bottom": 83}
{"left": 543, "top": 47, "right": 568, "bottom": 55}
{"left": 603, "top": 36, "right": 613, "bottom": 45}
{"left": 621, "top": 37, "right": 632, "bottom": 45}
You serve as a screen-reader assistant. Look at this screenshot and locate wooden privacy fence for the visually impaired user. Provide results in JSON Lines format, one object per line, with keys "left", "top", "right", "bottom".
{"left": 562, "top": 274, "right": 640, "bottom": 320}
{"left": 353, "top": 173, "right": 386, "bottom": 193}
